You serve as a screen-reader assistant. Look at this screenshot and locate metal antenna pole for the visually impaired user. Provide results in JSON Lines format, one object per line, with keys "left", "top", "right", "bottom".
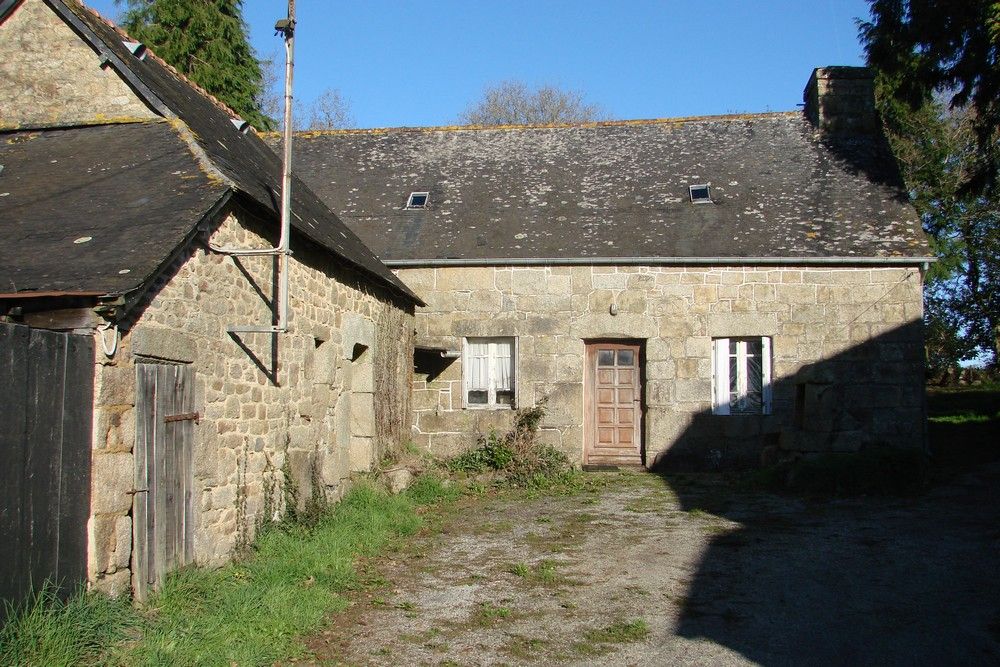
{"left": 276, "top": 0, "right": 295, "bottom": 332}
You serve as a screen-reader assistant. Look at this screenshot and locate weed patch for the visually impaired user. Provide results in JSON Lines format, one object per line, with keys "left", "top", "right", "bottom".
{"left": 472, "top": 602, "right": 513, "bottom": 626}
{"left": 583, "top": 618, "right": 651, "bottom": 644}
{"left": 505, "top": 635, "right": 548, "bottom": 659}
{"left": 505, "top": 559, "right": 564, "bottom": 585}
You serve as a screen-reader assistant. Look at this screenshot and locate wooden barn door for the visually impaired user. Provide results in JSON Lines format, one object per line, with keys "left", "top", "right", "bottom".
{"left": 134, "top": 363, "right": 195, "bottom": 599}
{"left": 584, "top": 342, "right": 643, "bottom": 467}
{"left": 0, "top": 323, "right": 93, "bottom": 616}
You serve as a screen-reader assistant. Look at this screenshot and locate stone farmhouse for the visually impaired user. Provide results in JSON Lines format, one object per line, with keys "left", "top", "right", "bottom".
{"left": 0, "top": 0, "right": 420, "bottom": 600}
{"left": 288, "top": 67, "right": 933, "bottom": 471}
{"left": 1, "top": 0, "right": 931, "bottom": 607}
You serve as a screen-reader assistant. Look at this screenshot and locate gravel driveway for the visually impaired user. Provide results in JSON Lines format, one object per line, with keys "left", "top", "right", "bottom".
{"left": 306, "top": 467, "right": 1000, "bottom": 666}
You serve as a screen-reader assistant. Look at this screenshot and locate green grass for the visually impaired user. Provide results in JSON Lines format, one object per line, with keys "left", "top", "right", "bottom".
{"left": 1, "top": 476, "right": 455, "bottom": 667}
{"left": 0, "top": 583, "right": 139, "bottom": 667}
{"left": 405, "top": 472, "right": 461, "bottom": 505}
{"left": 505, "top": 559, "right": 563, "bottom": 585}
{"left": 122, "top": 482, "right": 427, "bottom": 665}
{"left": 474, "top": 602, "right": 512, "bottom": 624}
{"left": 505, "top": 635, "right": 548, "bottom": 659}
{"left": 507, "top": 562, "right": 532, "bottom": 578}
{"left": 927, "top": 387, "right": 1000, "bottom": 477}
{"left": 583, "top": 619, "right": 650, "bottom": 643}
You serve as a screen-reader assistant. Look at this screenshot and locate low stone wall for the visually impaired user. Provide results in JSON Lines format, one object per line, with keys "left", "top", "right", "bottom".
{"left": 88, "top": 206, "right": 413, "bottom": 595}
{"left": 401, "top": 264, "right": 925, "bottom": 469}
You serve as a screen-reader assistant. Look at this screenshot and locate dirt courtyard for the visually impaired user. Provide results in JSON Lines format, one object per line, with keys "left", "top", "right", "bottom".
{"left": 307, "top": 467, "right": 1000, "bottom": 666}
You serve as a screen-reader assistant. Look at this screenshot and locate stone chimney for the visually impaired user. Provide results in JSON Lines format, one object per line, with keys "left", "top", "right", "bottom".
{"left": 803, "top": 66, "right": 877, "bottom": 135}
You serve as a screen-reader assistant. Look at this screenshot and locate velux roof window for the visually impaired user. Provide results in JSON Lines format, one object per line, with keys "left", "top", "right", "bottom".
{"left": 406, "top": 191, "right": 429, "bottom": 209}
{"left": 689, "top": 184, "right": 712, "bottom": 204}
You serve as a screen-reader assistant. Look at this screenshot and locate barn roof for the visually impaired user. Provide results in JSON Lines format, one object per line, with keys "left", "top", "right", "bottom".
{"left": 285, "top": 113, "right": 931, "bottom": 264}
{"left": 0, "top": 122, "right": 226, "bottom": 296}
{"left": 0, "top": 0, "right": 419, "bottom": 304}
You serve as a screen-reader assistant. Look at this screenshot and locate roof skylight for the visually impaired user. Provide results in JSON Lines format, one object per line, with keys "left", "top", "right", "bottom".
{"left": 406, "top": 191, "right": 429, "bottom": 209}
{"left": 689, "top": 184, "right": 712, "bottom": 204}
{"left": 122, "top": 40, "right": 148, "bottom": 60}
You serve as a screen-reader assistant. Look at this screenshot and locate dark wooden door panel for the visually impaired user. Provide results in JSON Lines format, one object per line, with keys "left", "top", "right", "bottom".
{"left": 0, "top": 324, "right": 92, "bottom": 616}
{"left": 585, "top": 342, "right": 642, "bottom": 466}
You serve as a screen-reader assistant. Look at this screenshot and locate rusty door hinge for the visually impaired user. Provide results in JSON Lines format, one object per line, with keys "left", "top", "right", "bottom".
{"left": 164, "top": 411, "right": 200, "bottom": 424}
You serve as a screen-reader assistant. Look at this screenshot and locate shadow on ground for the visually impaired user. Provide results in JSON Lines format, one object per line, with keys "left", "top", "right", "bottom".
{"left": 660, "top": 390, "right": 1000, "bottom": 665}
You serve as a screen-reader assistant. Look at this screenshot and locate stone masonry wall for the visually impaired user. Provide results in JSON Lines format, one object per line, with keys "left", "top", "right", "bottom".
{"left": 88, "top": 207, "right": 413, "bottom": 596}
{"left": 402, "top": 265, "right": 925, "bottom": 469}
{"left": 0, "top": 0, "right": 158, "bottom": 129}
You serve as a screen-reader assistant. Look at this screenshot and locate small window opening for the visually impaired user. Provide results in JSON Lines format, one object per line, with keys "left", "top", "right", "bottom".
{"left": 351, "top": 343, "right": 369, "bottom": 362}
{"left": 406, "top": 192, "right": 429, "bottom": 209}
{"left": 689, "top": 184, "right": 712, "bottom": 204}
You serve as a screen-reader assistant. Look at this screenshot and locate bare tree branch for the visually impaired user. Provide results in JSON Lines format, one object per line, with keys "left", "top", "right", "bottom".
{"left": 304, "top": 89, "right": 355, "bottom": 130}
{"left": 459, "top": 80, "right": 608, "bottom": 126}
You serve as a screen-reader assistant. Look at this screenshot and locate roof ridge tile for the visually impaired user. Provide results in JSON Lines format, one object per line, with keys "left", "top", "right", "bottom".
{"left": 268, "top": 111, "right": 802, "bottom": 139}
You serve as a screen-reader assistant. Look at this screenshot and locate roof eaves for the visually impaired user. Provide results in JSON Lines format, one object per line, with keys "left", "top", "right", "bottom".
{"left": 382, "top": 256, "right": 937, "bottom": 268}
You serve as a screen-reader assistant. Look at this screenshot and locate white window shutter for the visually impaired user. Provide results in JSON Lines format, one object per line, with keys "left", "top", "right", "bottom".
{"left": 761, "top": 336, "right": 773, "bottom": 415}
{"left": 713, "top": 338, "right": 730, "bottom": 415}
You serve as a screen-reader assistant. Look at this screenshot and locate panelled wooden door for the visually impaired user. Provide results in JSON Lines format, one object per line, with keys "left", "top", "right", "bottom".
{"left": 584, "top": 342, "right": 642, "bottom": 466}
{"left": 134, "top": 363, "right": 195, "bottom": 600}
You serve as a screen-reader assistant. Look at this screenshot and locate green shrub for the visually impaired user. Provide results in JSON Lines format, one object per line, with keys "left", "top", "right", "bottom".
{"left": 446, "top": 401, "right": 575, "bottom": 489}
{"left": 448, "top": 431, "right": 515, "bottom": 473}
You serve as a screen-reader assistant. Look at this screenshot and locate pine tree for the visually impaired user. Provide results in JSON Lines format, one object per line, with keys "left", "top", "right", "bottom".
{"left": 862, "top": 2, "right": 1000, "bottom": 368}
{"left": 118, "top": 0, "right": 274, "bottom": 130}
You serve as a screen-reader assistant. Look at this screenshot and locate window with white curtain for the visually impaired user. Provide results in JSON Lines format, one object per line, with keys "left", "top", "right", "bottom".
{"left": 712, "top": 337, "right": 772, "bottom": 415}
{"left": 463, "top": 337, "right": 515, "bottom": 408}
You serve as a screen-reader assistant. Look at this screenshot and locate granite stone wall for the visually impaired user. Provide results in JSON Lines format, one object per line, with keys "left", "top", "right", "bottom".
{"left": 0, "top": 0, "right": 158, "bottom": 129}
{"left": 401, "top": 264, "right": 925, "bottom": 470}
{"left": 88, "top": 207, "right": 413, "bottom": 596}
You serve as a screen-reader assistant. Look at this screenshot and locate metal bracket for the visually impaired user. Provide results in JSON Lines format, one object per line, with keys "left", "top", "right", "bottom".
{"left": 164, "top": 411, "right": 200, "bottom": 424}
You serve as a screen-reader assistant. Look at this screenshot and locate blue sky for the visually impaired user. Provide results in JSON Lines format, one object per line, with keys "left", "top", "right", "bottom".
{"left": 87, "top": 1, "right": 873, "bottom": 128}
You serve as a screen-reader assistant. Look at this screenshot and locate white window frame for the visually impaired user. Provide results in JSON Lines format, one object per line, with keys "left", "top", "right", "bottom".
{"left": 462, "top": 337, "right": 517, "bottom": 409}
{"left": 689, "top": 183, "right": 713, "bottom": 204}
{"left": 406, "top": 191, "right": 429, "bottom": 209}
{"left": 712, "top": 337, "right": 772, "bottom": 415}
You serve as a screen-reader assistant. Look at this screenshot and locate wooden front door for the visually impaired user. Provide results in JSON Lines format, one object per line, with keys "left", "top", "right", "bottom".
{"left": 134, "top": 362, "right": 195, "bottom": 600}
{"left": 584, "top": 342, "right": 642, "bottom": 466}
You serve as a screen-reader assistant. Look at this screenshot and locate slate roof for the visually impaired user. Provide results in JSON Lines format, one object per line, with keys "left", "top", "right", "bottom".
{"left": 286, "top": 113, "right": 931, "bottom": 263}
{"left": 0, "top": 0, "right": 418, "bottom": 303}
{"left": 0, "top": 122, "right": 226, "bottom": 295}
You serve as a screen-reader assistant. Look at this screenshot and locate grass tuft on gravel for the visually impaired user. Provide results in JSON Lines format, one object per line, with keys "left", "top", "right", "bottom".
{"left": 584, "top": 619, "right": 651, "bottom": 644}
